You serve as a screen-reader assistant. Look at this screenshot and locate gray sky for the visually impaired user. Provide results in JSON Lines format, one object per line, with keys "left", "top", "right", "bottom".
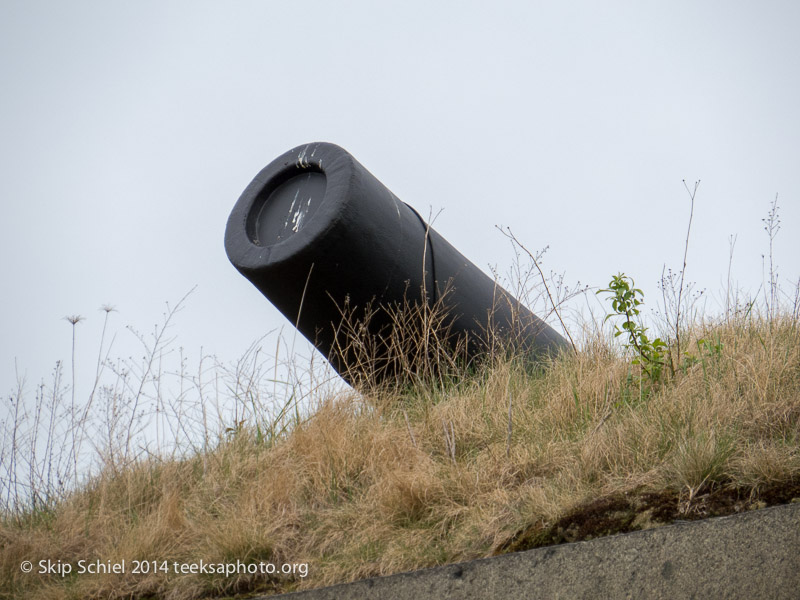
{"left": 2, "top": 0, "right": 799, "bottom": 398}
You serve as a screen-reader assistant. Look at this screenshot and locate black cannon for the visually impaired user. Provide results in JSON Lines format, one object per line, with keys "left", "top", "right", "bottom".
{"left": 224, "top": 142, "right": 567, "bottom": 385}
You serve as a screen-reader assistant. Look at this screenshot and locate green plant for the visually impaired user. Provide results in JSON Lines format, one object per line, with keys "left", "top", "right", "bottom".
{"left": 598, "top": 273, "right": 667, "bottom": 382}
{"left": 685, "top": 335, "right": 724, "bottom": 380}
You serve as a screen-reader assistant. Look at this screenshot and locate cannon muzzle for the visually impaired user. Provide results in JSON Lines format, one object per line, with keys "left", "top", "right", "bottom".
{"left": 225, "top": 142, "right": 567, "bottom": 385}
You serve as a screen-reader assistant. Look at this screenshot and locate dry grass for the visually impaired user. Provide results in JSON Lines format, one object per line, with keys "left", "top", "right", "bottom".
{"left": 2, "top": 305, "right": 798, "bottom": 598}
{"left": 2, "top": 195, "right": 798, "bottom": 598}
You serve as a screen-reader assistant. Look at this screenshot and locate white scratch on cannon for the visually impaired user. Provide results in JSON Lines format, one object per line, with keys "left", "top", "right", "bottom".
{"left": 282, "top": 189, "right": 300, "bottom": 234}
{"left": 296, "top": 144, "right": 311, "bottom": 168}
{"left": 291, "top": 196, "right": 314, "bottom": 232}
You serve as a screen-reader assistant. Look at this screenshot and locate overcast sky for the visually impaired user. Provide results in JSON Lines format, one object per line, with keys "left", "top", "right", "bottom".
{"left": 2, "top": 0, "right": 798, "bottom": 400}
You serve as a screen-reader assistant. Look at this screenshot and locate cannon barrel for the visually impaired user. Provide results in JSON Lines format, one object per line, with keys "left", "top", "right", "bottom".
{"left": 224, "top": 142, "right": 567, "bottom": 385}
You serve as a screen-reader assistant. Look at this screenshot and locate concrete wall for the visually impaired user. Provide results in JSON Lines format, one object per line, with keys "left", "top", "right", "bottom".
{"left": 267, "top": 502, "right": 800, "bottom": 600}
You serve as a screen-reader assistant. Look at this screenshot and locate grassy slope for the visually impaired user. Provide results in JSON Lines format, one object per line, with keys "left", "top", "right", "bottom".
{"left": 2, "top": 312, "right": 799, "bottom": 599}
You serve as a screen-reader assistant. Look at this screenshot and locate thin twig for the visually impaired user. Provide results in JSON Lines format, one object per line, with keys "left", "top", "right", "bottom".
{"left": 442, "top": 419, "right": 456, "bottom": 465}
{"left": 501, "top": 227, "right": 578, "bottom": 354}
{"left": 676, "top": 180, "right": 699, "bottom": 367}
{"left": 63, "top": 315, "right": 84, "bottom": 482}
{"left": 505, "top": 386, "right": 513, "bottom": 459}
{"left": 762, "top": 194, "right": 781, "bottom": 322}
{"left": 726, "top": 234, "right": 737, "bottom": 319}
{"left": 403, "top": 408, "right": 417, "bottom": 449}
{"left": 589, "top": 409, "right": 612, "bottom": 437}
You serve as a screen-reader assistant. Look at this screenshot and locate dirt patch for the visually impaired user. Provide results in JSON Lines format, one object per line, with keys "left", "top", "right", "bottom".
{"left": 496, "top": 480, "right": 800, "bottom": 555}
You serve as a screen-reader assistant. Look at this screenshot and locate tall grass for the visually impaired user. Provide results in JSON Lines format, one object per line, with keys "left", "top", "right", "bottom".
{"left": 1, "top": 198, "right": 798, "bottom": 599}
{"left": 0, "top": 291, "right": 337, "bottom": 518}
